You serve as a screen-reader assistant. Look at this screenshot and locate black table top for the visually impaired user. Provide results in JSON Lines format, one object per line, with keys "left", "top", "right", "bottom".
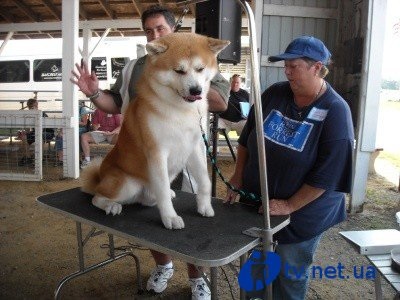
{"left": 37, "top": 188, "right": 289, "bottom": 267}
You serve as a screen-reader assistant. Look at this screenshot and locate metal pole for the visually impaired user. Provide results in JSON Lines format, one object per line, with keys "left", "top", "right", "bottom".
{"left": 236, "top": 1, "right": 274, "bottom": 298}
{"left": 236, "top": 0, "right": 271, "bottom": 234}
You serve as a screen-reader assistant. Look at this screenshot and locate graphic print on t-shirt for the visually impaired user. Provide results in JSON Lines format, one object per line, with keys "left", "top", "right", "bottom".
{"left": 263, "top": 109, "right": 314, "bottom": 152}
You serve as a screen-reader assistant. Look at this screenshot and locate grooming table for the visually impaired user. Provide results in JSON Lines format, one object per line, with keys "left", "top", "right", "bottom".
{"left": 37, "top": 187, "right": 290, "bottom": 299}
{"left": 367, "top": 254, "right": 400, "bottom": 299}
{"left": 340, "top": 230, "right": 400, "bottom": 299}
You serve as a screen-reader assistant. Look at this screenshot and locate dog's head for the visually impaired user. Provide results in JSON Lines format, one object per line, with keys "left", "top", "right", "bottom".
{"left": 145, "top": 33, "right": 229, "bottom": 103}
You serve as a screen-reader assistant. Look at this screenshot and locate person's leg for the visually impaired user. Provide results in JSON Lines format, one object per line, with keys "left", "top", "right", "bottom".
{"left": 81, "top": 132, "right": 102, "bottom": 167}
{"left": 187, "top": 264, "right": 204, "bottom": 279}
{"left": 18, "top": 133, "right": 31, "bottom": 166}
{"left": 55, "top": 135, "right": 63, "bottom": 164}
{"left": 150, "top": 250, "right": 172, "bottom": 265}
{"left": 147, "top": 250, "right": 174, "bottom": 293}
{"left": 232, "top": 120, "right": 247, "bottom": 136}
{"left": 273, "top": 234, "right": 323, "bottom": 300}
{"left": 110, "top": 133, "right": 118, "bottom": 144}
{"left": 188, "top": 264, "right": 211, "bottom": 300}
{"left": 81, "top": 132, "right": 93, "bottom": 160}
{"left": 81, "top": 132, "right": 102, "bottom": 161}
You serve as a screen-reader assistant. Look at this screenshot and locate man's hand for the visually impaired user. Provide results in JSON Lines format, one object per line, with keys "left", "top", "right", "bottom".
{"left": 70, "top": 60, "right": 99, "bottom": 97}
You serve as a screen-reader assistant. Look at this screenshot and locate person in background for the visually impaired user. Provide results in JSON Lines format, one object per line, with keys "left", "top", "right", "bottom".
{"left": 80, "top": 108, "right": 121, "bottom": 168}
{"left": 218, "top": 74, "right": 250, "bottom": 136}
{"left": 18, "top": 98, "right": 55, "bottom": 166}
{"left": 225, "top": 36, "right": 354, "bottom": 299}
{"left": 54, "top": 102, "right": 91, "bottom": 166}
{"left": 70, "top": 5, "right": 229, "bottom": 300}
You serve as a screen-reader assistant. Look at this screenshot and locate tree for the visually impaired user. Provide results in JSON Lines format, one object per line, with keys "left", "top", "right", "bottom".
{"left": 381, "top": 80, "right": 400, "bottom": 90}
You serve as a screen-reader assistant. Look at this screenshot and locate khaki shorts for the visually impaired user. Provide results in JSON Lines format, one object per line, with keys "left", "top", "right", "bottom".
{"left": 90, "top": 131, "right": 117, "bottom": 144}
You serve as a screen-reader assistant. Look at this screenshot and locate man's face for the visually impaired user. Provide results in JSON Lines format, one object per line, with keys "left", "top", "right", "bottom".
{"left": 28, "top": 103, "right": 38, "bottom": 110}
{"left": 143, "top": 15, "right": 174, "bottom": 42}
{"left": 230, "top": 77, "right": 241, "bottom": 92}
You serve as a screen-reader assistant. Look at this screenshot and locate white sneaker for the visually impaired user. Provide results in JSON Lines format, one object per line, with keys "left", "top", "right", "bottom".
{"left": 80, "top": 160, "right": 91, "bottom": 169}
{"left": 190, "top": 277, "right": 211, "bottom": 300}
{"left": 146, "top": 265, "right": 174, "bottom": 293}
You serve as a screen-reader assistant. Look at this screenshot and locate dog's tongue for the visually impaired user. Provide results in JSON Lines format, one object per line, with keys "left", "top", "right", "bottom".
{"left": 184, "top": 95, "right": 202, "bottom": 101}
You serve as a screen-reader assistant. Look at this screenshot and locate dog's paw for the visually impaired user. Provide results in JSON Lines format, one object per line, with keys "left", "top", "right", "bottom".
{"left": 170, "top": 189, "right": 176, "bottom": 199}
{"left": 105, "top": 202, "right": 122, "bottom": 216}
{"left": 198, "top": 204, "right": 215, "bottom": 217}
{"left": 162, "top": 215, "right": 185, "bottom": 230}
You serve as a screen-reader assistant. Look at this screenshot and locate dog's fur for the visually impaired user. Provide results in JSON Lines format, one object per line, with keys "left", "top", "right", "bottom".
{"left": 81, "top": 33, "right": 229, "bottom": 229}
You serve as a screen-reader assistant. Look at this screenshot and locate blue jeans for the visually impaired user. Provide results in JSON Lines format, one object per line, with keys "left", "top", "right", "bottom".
{"left": 273, "top": 234, "right": 323, "bottom": 300}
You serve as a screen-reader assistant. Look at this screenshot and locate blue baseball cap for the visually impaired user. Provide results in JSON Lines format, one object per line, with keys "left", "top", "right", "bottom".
{"left": 269, "top": 36, "right": 331, "bottom": 65}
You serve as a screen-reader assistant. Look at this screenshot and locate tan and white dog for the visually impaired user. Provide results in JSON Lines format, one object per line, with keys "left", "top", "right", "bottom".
{"left": 81, "top": 33, "right": 229, "bottom": 229}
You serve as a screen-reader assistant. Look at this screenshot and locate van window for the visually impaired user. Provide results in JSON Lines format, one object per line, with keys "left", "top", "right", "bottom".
{"left": 91, "top": 57, "right": 107, "bottom": 80}
{"left": 0, "top": 60, "right": 30, "bottom": 83}
{"left": 33, "top": 59, "right": 62, "bottom": 81}
{"left": 111, "top": 57, "right": 129, "bottom": 79}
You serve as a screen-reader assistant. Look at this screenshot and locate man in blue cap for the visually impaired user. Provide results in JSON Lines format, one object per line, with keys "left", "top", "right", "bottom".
{"left": 225, "top": 36, "right": 354, "bottom": 299}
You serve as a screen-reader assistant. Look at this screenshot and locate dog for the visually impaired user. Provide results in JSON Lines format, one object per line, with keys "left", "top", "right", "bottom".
{"left": 81, "top": 33, "right": 229, "bottom": 229}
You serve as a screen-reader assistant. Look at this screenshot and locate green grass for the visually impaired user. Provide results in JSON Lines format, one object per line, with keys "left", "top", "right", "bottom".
{"left": 378, "top": 100, "right": 400, "bottom": 168}
{"left": 380, "top": 151, "right": 400, "bottom": 168}
{"left": 381, "top": 99, "right": 400, "bottom": 111}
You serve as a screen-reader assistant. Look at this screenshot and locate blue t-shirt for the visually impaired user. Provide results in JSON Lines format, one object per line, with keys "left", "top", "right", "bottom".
{"left": 238, "top": 81, "right": 354, "bottom": 244}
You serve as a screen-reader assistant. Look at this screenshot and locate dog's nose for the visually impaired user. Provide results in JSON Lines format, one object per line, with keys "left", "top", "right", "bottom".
{"left": 189, "top": 87, "right": 202, "bottom": 96}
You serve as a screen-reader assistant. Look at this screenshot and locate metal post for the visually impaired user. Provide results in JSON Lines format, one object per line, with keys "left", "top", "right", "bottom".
{"left": 237, "top": 1, "right": 275, "bottom": 298}
{"left": 76, "top": 222, "right": 85, "bottom": 271}
{"left": 211, "top": 113, "right": 219, "bottom": 197}
{"left": 210, "top": 267, "right": 218, "bottom": 300}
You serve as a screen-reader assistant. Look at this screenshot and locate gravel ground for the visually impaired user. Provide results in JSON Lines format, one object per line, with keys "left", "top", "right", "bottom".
{"left": 0, "top": 160, "right": 399, "bottom": 300}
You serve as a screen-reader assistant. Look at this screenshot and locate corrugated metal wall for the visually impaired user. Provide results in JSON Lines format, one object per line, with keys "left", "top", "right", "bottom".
{"left": 259, "top": 0, "right": 338, "bottom": 91}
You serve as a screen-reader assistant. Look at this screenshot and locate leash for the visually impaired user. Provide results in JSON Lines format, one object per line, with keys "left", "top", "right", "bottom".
{"left": 198, "top": 116, "right": 260, "bottom": 202}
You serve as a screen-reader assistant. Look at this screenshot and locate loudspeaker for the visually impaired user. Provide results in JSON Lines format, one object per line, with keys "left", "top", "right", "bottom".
{"left": 195, "top": 0, "right": 242, "bottom": 64}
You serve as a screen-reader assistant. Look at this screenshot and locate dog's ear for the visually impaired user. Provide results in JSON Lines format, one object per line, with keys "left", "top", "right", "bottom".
{"left": 207, "top": 38, "right": 230, "bottom": 55}
{"left": 146, "top": 41, "right": 168, "bottom": 56}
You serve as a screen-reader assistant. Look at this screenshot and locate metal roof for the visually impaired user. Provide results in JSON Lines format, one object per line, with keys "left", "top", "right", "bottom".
{"left": 0, "top": 0, "right": 200, "bottom": 40}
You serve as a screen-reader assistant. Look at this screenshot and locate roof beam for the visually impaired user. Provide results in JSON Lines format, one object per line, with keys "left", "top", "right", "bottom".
{"left": 12, "top": 0, "right": 42, "bottom": 22}
{"left": 0, "top": 19, "right": 140, "bottom": 32}
{"left": 97, "top": 0, "right": 114, "bottom": 19}
{"left": 131, "top": 0, "right": 144, "bottom": 17}
{"left": 79, "top": 3, "right": 89, "bottom": 20}
{"left": 189, "top": 4, "right": 196, "bottom": 16}
{"left": 0, "top": 9, "right": 14, "bottom": 22}
{"left": 40, "top": 0, "right": 62, "bottom": 21}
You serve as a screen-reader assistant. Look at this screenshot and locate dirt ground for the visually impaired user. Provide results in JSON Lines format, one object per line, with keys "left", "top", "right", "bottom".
{"left": 0, "top": 160, "right": 399, "bottom": 300}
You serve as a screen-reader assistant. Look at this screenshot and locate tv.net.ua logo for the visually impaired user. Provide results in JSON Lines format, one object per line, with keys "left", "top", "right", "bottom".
{"left": 238, "top": 250, "right": 376, "bottom": 292}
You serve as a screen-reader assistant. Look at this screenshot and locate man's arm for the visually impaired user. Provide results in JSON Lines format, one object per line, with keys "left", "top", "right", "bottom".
{"left": 207, "top": 88, "right": 228, "bottom": 112}
{"left": 208, "top": 73, "right": 230, "bottom": 113}
{"left": 87, "top": 90, "right": 121, "bottom": 114}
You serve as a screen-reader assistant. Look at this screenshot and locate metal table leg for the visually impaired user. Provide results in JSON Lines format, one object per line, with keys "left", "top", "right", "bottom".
{"left": 374, "top": 271, "right": 383, "bottom": 300}
{"left": 54, "top": 221, "right": 143, "bottom": 299}
{"left": 210, "top": 267, "right": 218, "bottom": 300}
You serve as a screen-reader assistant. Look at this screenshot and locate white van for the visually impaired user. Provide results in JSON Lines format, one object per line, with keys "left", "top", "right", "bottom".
{"left": 0, "top": 37, "right": 144, "bottom": 111}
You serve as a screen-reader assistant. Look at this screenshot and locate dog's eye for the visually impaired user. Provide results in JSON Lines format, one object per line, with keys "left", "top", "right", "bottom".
{"left": 196, "top": 67, "right": 205, "bottom": 73}
{"left": 174, "top": 69, "right": 186, "bottom": 75}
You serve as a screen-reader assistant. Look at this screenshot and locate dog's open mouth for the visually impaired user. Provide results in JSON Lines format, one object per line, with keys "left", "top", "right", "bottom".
{"left": 183, "top": 95, "right": 202, "bottom": 102}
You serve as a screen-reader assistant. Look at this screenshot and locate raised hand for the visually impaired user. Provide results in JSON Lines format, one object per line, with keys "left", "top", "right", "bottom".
{"left": 70, "top": 60, "right": 99, "bottom": 97}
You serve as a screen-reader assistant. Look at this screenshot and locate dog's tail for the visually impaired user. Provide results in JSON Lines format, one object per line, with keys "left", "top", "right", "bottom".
{"left": 80, "top": 158, "right": 102, "bottom": 195}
